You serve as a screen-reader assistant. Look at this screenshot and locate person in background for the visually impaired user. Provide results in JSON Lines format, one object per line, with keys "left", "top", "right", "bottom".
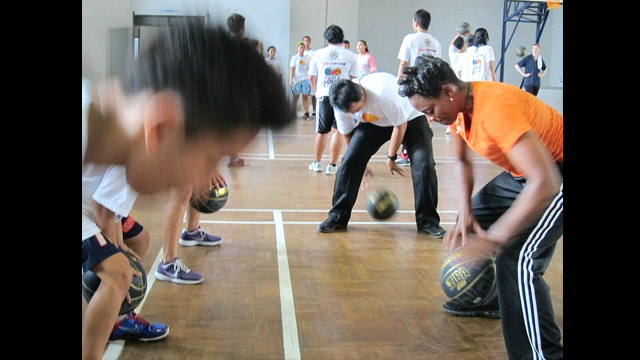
{"left": 265, "top": 45, "right": 283, "bottom": 82}
{"left": 307, "top": 24, "right": 358, "bottom": 176}
{"left": 355, "top": 40, "right": 378, "bottom": 77}
{"left": 303, "top": 35, "right": 318, "bottom": 119}
{"left": 395, "top": 8, "right": 442, "bottom": 166}
{"left": 515, "top": 43, "right": 547, "bottom": 96}
{"left": 289, "top": 41, "right": 312, "bottom": 120}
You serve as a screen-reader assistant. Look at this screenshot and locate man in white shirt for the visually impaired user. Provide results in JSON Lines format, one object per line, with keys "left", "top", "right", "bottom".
{"left": 396, "top": 9, "right": 442, "bottom": 78}
{"left": 308, "top": 25, "right": 358, "bottom": 175}
{"left": 316, "top": 72, "right": 444, "bottom": 238}
{"left": 303, "top": 35, "right": 317, "bottom": 118}
{"left": 396, "top": 8, "right": 442, "bottom": 162}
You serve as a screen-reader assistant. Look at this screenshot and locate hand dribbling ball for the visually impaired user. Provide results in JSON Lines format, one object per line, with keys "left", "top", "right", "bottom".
{"left": 82, "top": 253, "right": 148, "bottom": 315}
{"left": 190, "top": 186, "right": 229, "bottom": 213}
{"left": 440, "top": 246, "right": 497, "bottom": 307}
{"left": 366, "top": 188, "right": 399, "bottom": 220}
{"left": 515, "top": 45, "right": 527, "bottom": 57}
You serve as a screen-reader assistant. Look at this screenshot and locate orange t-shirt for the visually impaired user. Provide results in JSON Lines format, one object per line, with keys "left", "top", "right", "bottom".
{"left": 455, "top": 81, "right": 563, "bottom": 177}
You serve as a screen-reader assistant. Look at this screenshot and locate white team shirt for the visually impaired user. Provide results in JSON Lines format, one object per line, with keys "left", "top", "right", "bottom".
{"left": 397, "top": 32, "right": 442, "bottom": 64}
{"left": 265, "top": 57, "right": 283, "bottom": 76}
{"left": 333, "top": 72, "right": 423, "bottom": 135}
{"left": 308, "top": 44, "right": 358, "bottom": 97}
{"left": 457, "top": 45, "right": 495, "bottom": 81}
{"left": 289, "top": 53, "right": 310, "bottom": 84}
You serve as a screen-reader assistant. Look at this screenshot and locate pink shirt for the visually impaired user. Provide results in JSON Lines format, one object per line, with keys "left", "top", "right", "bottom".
{"left": 355, "top": 53, "right": 377, "bottom": 76}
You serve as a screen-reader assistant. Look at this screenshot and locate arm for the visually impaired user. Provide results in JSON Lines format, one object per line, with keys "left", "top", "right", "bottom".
{"left": 482, "top": 131, "right": 562, "bottom": 245}
{"left": 488, "top": 60, "right": 496, "bottom": 82}
{"left": 368, "top": 55, "right": 377, "bottom": 73}
{"left": 289, "top": 65, "right": 295, "bottom": 87}
{"left": 309, "top": 75, "right": 317, "bottom": 94}
{"left": 515, "top": 63, "right": 530, "bottom": 77}
{"left": 397, "top": 60, "right": 410, "bottom": 79}
{"left": 386, "top": 123, "right": 407, "bottom": 177}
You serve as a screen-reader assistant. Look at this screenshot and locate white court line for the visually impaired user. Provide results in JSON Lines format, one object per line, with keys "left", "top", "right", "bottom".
{"left": 273, "top": 211, "right": 301, "bottom": 360}
{"left": 102, "top": 248, "right": 164, "bottom": 360}
{"left": 104, "top": 209, "right": 455, "bottom": 359}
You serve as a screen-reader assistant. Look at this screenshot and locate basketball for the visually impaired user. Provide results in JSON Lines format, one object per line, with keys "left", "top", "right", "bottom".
{"left": 440, "top": 246, "right": 497, "bottom": 307}
{"left": 515, "top": 45, "right": 527, "bottom": 57}
{"left": 82, "top": 253, "right": 148, "bottom": 315}
{"left": 456, "top": 22, "right": 471, "bottom": 35}
{"left": 366, "top": 188, "right": 399, "bottom": 220}
{"left": 190, "top": 186, "right": 229, "bottom": 213}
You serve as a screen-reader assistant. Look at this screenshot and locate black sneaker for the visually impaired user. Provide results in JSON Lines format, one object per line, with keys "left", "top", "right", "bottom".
{"left": 317, "top": 219, "right": 347, "bottom": 233}
{"left": 443, "top": 299, "right": 500, "bottom": 318}
{"left": 418, "top": 225, "right": 446, "bottom": 238}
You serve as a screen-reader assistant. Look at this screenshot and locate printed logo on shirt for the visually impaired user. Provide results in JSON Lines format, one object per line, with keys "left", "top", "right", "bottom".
{"left": 423, "top": 38, "right": 432, "bottom": 47}
{"left": 362, "top": 113, "right": 379, "bottom": 122}
{"left": 329, "top": 50, "right": 339, "bottom": 59}
{"left": 324, "top": 67, "right": 342, "bottom": 76}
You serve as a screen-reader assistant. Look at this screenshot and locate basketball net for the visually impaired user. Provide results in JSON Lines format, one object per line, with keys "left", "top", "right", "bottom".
{"left": 546, "top": 0, "right": 561, "bottom": 10}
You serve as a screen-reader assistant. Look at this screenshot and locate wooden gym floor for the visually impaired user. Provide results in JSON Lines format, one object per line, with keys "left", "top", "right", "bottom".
{"left": 82, "top": 115, "right": 563, "bottom": 360}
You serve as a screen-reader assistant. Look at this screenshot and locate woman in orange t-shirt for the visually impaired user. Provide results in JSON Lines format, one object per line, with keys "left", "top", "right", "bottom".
{"left": 399, "top": 55, "right": 563, "bottom": 360}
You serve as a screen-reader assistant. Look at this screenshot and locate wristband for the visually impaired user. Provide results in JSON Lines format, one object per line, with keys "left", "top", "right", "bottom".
{"left": 387, "top": 154, "right": 398, "bottom": 161}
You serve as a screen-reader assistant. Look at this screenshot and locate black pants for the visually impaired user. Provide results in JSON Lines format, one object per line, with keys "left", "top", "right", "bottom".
{"left": 524, "top": 85, "right": 540, "bottom": 96}
{"left": 326, "top": 115, "right": 440, "bottom": 229}
{"left": 472, "top": 164, "right": 563, "bottom": 360}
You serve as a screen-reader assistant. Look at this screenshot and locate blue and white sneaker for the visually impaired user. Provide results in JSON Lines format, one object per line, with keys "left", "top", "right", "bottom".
{"left": 109, "top": 311, "right": 169, "bottom": 342}
{"left": 154, "top": 258, "right": 203, "bottom": 285}
{"left": 178, "top": 226, "right": 222, "bottom": 247}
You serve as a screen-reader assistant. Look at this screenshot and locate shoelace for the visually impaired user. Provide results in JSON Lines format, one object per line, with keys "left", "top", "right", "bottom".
{"left": 173, "top": 259, "right": 192, "bottom": 274}
{"left": 128, "top": 312, "right": 151, "bottom": 327}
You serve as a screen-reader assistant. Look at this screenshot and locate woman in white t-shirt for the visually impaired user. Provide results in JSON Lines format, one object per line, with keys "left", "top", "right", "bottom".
{"left": 265, "top": 46, "right": 283, "bottom": 80}
{"left": 457, "top": 28, "right": 496, "bottom": 82}
{"left": 355, "top": 40, "right": 378, "bottom": 77}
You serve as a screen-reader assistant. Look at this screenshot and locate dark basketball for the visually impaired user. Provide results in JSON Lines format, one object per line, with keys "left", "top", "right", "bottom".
{"left": 515, "top": 45, "right": 527, "bottom": 57}
{"left": 190, "top": 186, "right": 229, "bottom": 213}
{"left": 82, "top": 253, "right": 147, "bottom": 315}
{"left": 366, "top": 188, "right": 399, "bottom": 220}
{"left": 440, "top": 246, "right": 497, "bottom": 307}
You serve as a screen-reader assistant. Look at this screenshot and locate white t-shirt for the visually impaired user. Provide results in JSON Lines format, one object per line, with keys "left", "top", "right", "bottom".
{"left": 265, "top": 57, "right": 283, "bottom": 76}
{"left": 289, "top": 54, "right": 310, "bottom": 84}
{"left": 333, "top": 72, "right": 423, "bottom": 135}
{"left": 397, "top": 32, "right": 442, "bottom": 64}
{"left": 448, "top": 45, "right": 463, "bottom": 77}
{"left": 303, "top": 48, "right": 316, "bottom": 60}
{"left": 308, "top": 44, "right": 358, "bottom": 97}
{"left": 82, "top": 79, "right": 139, "bottom": 240}
{"left": 457, "top": 45, "right": 495, "bottom": 81}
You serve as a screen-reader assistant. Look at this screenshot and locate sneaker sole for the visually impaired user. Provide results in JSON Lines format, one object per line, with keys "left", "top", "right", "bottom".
{"left": 179, "top": 239, "right": 222, "bottom": 247}
{"left": 109, "top": 328, "right": 170, "bottom": 342}
{"left": 154, "top": 271, "right": 204, "bottom": 285}
{"left": 139, "top": 329, "right": 170, "bottom": 342}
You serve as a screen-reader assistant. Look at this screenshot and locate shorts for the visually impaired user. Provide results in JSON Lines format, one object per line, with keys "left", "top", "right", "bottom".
{"left": 121, "top": 216, "right": 143, "bottom": 240}
{"left": 291, "top": 80, "right": 311, "bottom": 96}
{"left": 315, "top": 96, "right": 338, "bottom": 134}
{"left": 82, "top": 233, "right": 121, "bottom": 273}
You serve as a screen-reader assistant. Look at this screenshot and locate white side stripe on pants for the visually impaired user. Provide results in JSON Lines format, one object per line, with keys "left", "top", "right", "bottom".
{"left": 518, "top": 183, "right": 563, "bottom": 360}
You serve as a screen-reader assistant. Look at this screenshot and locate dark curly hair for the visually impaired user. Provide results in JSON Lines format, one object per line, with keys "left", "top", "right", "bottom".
{"left": 398, "top": 54, "right": 460, "bottom": 99}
